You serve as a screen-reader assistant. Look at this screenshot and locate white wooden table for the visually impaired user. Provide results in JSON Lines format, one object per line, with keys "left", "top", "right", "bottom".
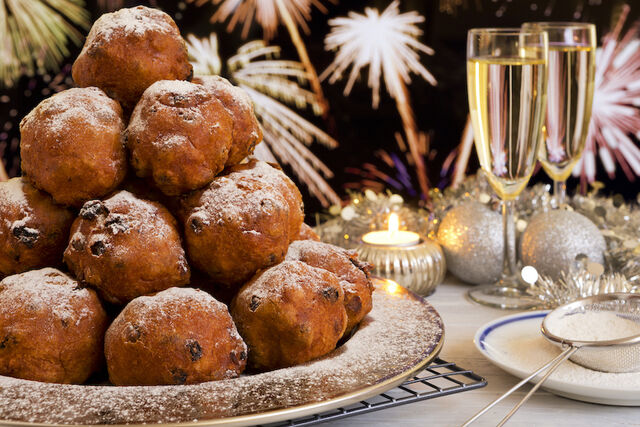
{"left": 328, "top": 277, "right": 640, "bottom": 427}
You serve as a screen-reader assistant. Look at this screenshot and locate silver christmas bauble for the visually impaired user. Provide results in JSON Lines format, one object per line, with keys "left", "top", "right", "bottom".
{"left": 520, "top": 210, "right": 606, "bottom": 280}
{"left": 437, "top": 202, "right": 503, "bottom": 285}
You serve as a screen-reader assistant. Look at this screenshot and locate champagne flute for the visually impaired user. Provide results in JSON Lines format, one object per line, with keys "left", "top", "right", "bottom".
{"left": 467, "top": 28, "right": 548, "bottom": 309}
{"left": 522, "top": 22, "right": 596, "bottom": 206}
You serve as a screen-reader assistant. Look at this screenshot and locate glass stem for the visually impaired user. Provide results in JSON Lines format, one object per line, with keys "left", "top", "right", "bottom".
{"left": 501, "top": 199, "right": 518, "bottom": 281}
{"left": 554, "top": 179, "right": 567, "bottom": 207}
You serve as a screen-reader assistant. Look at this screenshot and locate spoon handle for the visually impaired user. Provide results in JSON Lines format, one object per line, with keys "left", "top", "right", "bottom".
{"left": 462, "top": 346, "right": 576, "bottom": 426}
{"left": 496, "top": 346, "right": 578, "bottom": 426}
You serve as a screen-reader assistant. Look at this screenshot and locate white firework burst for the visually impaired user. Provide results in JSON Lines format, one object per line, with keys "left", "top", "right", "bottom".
{"left": 187, "top": 33, "right": 222, "bottom": 76}
{"left": 572, "top": 5, "right": 640, "bottom": 187}
{"left": 320, "top": 1, "right": 436, "bottom": 199}
{"left": 321, "top": 0, "right": 436, "bottom": 109}
{"left": 228, "top": 41, "right": 319, "bottom": 113}
{"left": 186, "top": 35, "right": 340, "bottom": 207}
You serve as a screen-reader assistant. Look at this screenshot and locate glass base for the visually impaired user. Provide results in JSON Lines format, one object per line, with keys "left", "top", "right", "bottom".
{"left": 467, "top": 282, "right": 539, "bottom": 310}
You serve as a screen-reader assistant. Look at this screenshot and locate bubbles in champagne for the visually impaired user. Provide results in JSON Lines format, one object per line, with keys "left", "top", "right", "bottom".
{"left": 467, "top": 57, "right": 547, "bottom": 200}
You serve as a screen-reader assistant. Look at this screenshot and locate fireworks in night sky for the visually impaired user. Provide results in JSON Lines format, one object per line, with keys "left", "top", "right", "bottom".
{"left": 189, "top": 0, "right": 332, "bottom": 115}
{"left": 322, "top": 1, "right": 436, "bottom": 199}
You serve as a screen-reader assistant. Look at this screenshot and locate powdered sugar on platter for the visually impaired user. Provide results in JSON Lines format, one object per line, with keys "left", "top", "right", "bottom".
{"left": 0, "top": 283, "right": 443, "bottom": 425}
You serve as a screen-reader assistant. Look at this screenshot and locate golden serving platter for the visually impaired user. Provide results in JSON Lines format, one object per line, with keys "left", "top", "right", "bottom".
{"left": 0, "top": 279, "right": 444, "bottom": 426}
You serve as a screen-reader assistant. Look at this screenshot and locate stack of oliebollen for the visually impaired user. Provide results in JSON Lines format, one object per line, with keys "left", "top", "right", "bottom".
{"left": 0, "top": 6, "right": 373, "bottom": 386}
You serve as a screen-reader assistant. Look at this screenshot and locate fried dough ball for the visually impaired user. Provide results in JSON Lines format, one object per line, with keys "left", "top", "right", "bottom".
{"left": 20, "top": 87, "right": 126, "bottom": 207}
{"left": 64, "top": 191, "right": 190, "bottom": 305}
{"left": 180, "top": 175, "right": 289, "bottom": 288}
{"left": 0, "top": 268, "right": 108, "bottom": 384}
{"left": 194, "top": 75, "right": 262, "bottom": 166}
{"left": 224, "top": 159, "right": 304, "bottom": 239}
{"left": 179, "top": 161, "right": 302, "bottom": 288}
{"left": 0, "top": 178, "right": 74, "bottom": 277}
{"left": 286, "top": 240, "right": 373, "bottom": 334}
{"left": 295, "top": 223, "right": 321, "bottom": 242}
{"left": 231, "top": 261, "right": 348, "bottom": 370}
{"left": 126, "top": 80, "right": 234, "bottom": 196}
{"left": 72, "top": 6, "right": 192, "bottom": 112}
{"left": 105, "top": 287, "right": 247, "bottom": 385}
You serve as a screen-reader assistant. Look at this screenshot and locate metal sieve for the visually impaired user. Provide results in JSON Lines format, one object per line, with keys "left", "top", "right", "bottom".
{"left": 542, "top": 293, "right": 640, "bottom": 373}
{"left": 464, "top": 293, "right": 640, "bottom": 426}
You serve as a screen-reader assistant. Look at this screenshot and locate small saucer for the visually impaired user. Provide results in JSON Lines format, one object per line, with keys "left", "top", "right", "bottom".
{"left": 475, "top": 311, "right": 640, "bottom": 406}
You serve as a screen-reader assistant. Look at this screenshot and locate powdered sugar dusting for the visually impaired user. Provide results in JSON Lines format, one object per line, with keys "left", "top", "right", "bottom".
{"left": 126, "top": 287, "right": 229, "bottom": 329}
{"left": 146, "top": 79, "right": 202, "bottom": 97}
{"left": 247, "top": 261, "right": 339, "bottom": 301}
{"left": 189, "top": 174, "right": 288, "bottom": 231}
{"left": 0, "top": 284, "right": 443, "bottom": 425}
{"left": 0, "top": 178, "right": 29, "bottom": 210}
{"left": 88, "top": 6, "right": 174, "bottom": 44}
{"left": 126, "top": 80, "right": 215, "bottom": 151}
{"left": 0, "top": 268, "right": 95, "bottom": 328}
{"left": 100, "top": 191, "right": 174, "bottom": 240}
{"left": 546, "top": 311, "right": 640, "bottom": 342}
{"left": 286, "top": 240, "right": 355, "bottom": 264}
{"left": 0, "top": 179, "right": 33, "bottom": 229}
{"left": 21, "top": 87, "right": 122, "bottom": 139}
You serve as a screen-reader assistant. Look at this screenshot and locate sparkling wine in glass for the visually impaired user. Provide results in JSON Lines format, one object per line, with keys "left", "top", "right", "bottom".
{"left": 523, "top": 22, "right": 596, "bottom": 206}
{"left": 467, "top": 28, "right": 548, "bottom": 309}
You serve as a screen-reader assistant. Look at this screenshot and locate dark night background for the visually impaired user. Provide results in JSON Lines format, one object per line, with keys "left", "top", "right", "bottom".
{"left": 1, "top": 0, "right": 639, "bottom": 215}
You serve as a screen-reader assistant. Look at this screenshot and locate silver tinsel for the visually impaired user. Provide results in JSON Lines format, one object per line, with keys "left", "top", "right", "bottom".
{"left": 572, "top": 191, "right": 640, "bottom": 287}
{"left": 528, "top": 270, "right": 639, "bottom": 309}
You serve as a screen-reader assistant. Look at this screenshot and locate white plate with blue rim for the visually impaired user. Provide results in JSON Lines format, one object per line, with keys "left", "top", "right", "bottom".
{"left": 474, "top": 311, "right": 640, "bottom": 406}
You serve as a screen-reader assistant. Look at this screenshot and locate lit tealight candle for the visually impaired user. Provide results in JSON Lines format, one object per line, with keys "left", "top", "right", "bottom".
{"left": 361, "top": 213, "right": 421, "bottom": 247}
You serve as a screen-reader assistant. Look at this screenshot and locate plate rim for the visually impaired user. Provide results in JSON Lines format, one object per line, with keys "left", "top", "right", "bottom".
{"left": 474, "top": 310, "right": 640, "bottom": 406}
{"left": 0, "top": 283, "right": 445, "bottom": 427}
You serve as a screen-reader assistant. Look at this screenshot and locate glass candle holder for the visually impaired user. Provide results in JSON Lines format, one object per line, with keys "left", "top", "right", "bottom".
{"left": 356, "top": 237, "right": 446, "bottom": 296}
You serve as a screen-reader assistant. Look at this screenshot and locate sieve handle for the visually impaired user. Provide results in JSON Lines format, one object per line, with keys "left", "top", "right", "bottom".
{"left": 497, "top": 346, "right": 578, "bottom": 426}
{"left": 462, "top": 346, "right": 577, "bottom": 426}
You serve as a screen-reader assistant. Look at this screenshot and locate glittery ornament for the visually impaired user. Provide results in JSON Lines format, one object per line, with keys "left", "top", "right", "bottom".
{"left": 520, "top": 210, "right": 606, "bottom": 281}
{"left": 436, "top": 202, "right": 503, "bottom": 285}
{"left": 429, "top": 174, "right": 639, "bottom": 285}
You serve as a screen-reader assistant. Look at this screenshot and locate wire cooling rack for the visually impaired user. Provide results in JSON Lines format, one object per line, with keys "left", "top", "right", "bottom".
{"left": 264, "top": 357, "right": 487, "bottom": 426}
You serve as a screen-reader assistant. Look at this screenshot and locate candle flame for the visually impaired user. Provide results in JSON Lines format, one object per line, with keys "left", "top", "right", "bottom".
{"left": 388, "top": 213, "right": 399, "bottom": 233}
